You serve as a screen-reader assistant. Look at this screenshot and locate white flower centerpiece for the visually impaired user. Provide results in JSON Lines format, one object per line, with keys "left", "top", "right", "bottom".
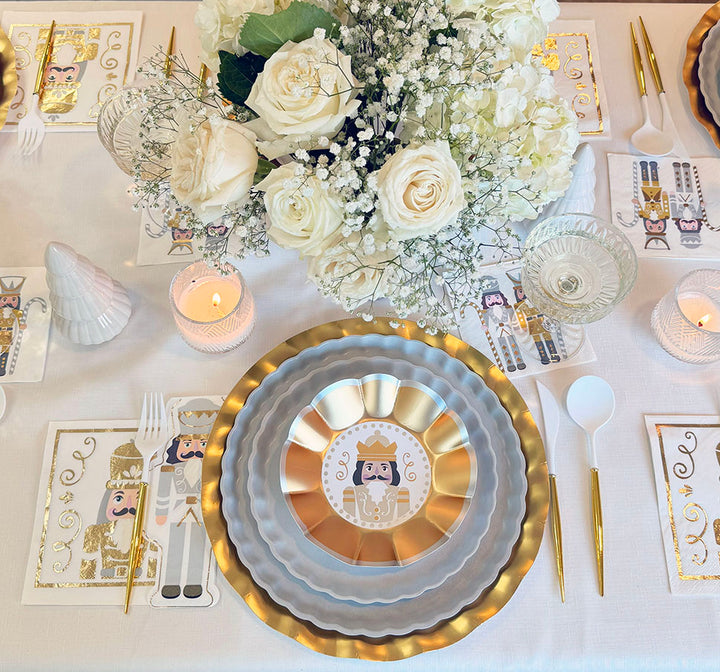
{"left": 130, "top": 0, "right": 579, "bottom": 330}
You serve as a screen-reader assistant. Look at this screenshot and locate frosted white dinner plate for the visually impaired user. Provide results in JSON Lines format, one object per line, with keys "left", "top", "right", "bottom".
{"left": 220, "top": 334, "right": 527, "bottom": 637}
{"left": 246, "top": 353, "right": 496, "bottom": 604}
{"left": 699, "top": 20, "right": 720, "bottom": 127}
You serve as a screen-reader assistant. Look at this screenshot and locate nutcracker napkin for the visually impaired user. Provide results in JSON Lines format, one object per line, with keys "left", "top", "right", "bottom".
{"left": 23, "top": 420, "right": 158, "bottom": 605}
{"left": 645, "top": 415, "right": 720, "bottom": 595}
{"left": 0, "top": 12, "right": 142, "bottom": 131}
{"left": 540, "top": 19, "right": 610, "bottom": 137}
{"left": 456, "top": 260, "right": 596, "bottom": 378}
{"left": 609, "top": 154, "right": 720, "bottom": 258}
{"left": 0, "top": 266, "right": 50, "bottom": 383}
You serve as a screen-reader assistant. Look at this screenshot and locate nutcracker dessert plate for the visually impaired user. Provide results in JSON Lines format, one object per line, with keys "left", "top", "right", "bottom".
{"left": 203, "top": 318, "right": 548, "bottom": 658}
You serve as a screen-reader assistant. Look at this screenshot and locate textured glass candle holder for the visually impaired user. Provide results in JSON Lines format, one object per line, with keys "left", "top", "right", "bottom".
{"left": 650, "top": 269, "right": 720, "bottom": 364}
{"left": 169, "top": 262, "right": 255, "bottom": 353}
{"left": 521, "top": 213, "right": 638, "bottom": 324}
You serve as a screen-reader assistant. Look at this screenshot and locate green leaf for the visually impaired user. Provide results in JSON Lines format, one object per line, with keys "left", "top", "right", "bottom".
{"left": 217, "top": 50, "right": 266, "bottom": 106}
{"left": 238, "top": 1, "right": 340, "bottom": 59}
{"left": 253, "top": 158, "right": 276, "bottom": 185}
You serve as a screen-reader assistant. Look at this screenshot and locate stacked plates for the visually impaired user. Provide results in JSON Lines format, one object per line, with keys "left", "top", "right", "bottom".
{"left": 698, "top": 20, "right": 720, "bottom": 127}
{"left": 219, "top": 333, "right": 528, "bottom": 638}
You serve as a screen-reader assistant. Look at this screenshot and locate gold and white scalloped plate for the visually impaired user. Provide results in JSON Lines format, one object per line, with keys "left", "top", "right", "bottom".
{"left": 280, "top": 374, "right": 477, "bottom": 567}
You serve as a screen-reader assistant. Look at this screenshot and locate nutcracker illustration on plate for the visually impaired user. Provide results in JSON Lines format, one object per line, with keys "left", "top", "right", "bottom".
{"left": 152, "top": 398, "right": 220, "bottom": 604}
{"left": 80, "top": 442, "right": 158, "bottom": 582}
{"left": 0, "top": 275, "right": 47, "bottom": 378}
{"left": 669, "top": 161, "right": 707, "bottom": 249}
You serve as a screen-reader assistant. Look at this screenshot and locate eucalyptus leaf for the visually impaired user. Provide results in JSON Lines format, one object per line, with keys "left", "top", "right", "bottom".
{"left": 238, "top": 1, "right": 340, "bottom": 59}
{"left": 217, "top": 50, "right": 266, "bottom": 106}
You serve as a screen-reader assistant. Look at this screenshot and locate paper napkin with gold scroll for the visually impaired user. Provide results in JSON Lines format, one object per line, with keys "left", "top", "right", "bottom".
{"left": 457, "top": 260, "right": 596, "bottom": 379}
{"left": 137, "top": 200, "right": 206, "bottom": 266}
{"left": 23, "top": 420, "right": 159, "bottom": 605}
{"left": 0, "top": 11, "right": 142, "bottom": 131}
{"left": 538, "top": 20, "right": 610, "bottom": 137}
{"left": 645, "top": 415, "right": 720, "bottom": 595}
{"left": 609, "top": 154, "right": 720, "bottom": 258}
{"left": 0, "top": 266, "right": 50, "bottom": 382}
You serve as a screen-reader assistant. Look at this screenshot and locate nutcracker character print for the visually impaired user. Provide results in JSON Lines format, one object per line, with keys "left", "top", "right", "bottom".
{"left": 505, "top": 270, "right": 560, "bottom": 365}
{"left": 154, "top": 399, "right": 220, "bottom": 601}
{"left": 670, "top": 161, "right": 706, "bottom": 249}
{"left": 0, "top": 275, "right": 47, "bottom": 377}
{"left": 632, "top": 160, "right": 671, "bottom": 250}
{"left": 80, "top": 442, "right": 158, "bottom": 582}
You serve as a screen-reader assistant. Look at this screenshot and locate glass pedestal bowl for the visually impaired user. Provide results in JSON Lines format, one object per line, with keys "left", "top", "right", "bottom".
{"left": 520, "top": 213, "right": 638, "bottom": 324}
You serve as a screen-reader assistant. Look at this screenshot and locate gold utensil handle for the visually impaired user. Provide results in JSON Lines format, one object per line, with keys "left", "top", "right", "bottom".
{"left": 630, "top": 22, "right": 646, "bottom": 97}
{"left": 164, "top": 26, "right": 176, "bottom": 79}
{"left": 549, "top": 474, "right": 565, "bottom": 603}
{"left": 591, "top": 468, "right": 604, "bottom": 596}
{"left": 124, "top": 481, "right": 148, "bottom": 613}
{"left": 33, "top": 20, "right": 55, "bottom": 96}
{"left": 638, "top": 16, "right": 664, "bottom": 94}
{"left": 198, "top": 63, "right": 208, "bottom": 98}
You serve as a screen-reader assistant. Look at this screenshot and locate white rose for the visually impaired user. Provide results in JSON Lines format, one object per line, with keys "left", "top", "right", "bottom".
{"left": 170, "top": 116, "right": 258, "bottom": 224}
{"left": 257, "top": 163, "right": 344, "bottom": 257}
{"left": 376, "top": 141, "right": 466, "bottom": 241}
{"left": 194, "top": 0, "right": 274, "bottom": 72}
{"left": 246, "top": 36, "right": 360, "bottom": 159}
{"left": 308, "top": 233, "right": 395, "bottom": 307}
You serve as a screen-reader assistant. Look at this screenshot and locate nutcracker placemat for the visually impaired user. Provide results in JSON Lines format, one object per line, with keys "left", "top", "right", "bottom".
{"left": 609, "top": 154, "right": 720, "bottom": 258}
{"left": 645, "top": 415, "right": 720, "bottom": 595}
{"left": 457, "top": 260, "right": 596, "bottom": 378}
{"left": 0, "top": 266, "right": 50, "bottom": 383}
{"left": 1, "top": 11, "right": 142, "bottom": 130}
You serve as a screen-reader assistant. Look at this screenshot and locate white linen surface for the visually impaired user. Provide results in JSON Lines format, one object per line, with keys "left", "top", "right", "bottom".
{"left": 3, "top": 3, "right": 720, "bottom": 672}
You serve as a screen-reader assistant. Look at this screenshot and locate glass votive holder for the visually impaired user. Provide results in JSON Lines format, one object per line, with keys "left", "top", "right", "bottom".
{"left": 169, "top": 261, "right": 255, "bottom": 353}
{"left": 650, "top": 269, "right": 720, "bottom": 364}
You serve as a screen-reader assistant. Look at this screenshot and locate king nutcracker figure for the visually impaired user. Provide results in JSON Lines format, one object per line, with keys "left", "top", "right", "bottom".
{"left": 154, "top": 399, "right": 220, "bottom": 600}
{"left": 632, "top": 160, "right": 671, "bottom": 250}
{"left": 80, "top": 442, "right": 158, "bottom": 582}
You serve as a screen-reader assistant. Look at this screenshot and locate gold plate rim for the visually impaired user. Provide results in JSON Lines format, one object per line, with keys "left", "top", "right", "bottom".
{"left": 0, "top": 27, "right": 18, "bottom": 131}
{"left": 683, "top": 1, "right": 720, "bottom": 150}
{"left": 202, "top": 317, "right": 548, "bottom": 661}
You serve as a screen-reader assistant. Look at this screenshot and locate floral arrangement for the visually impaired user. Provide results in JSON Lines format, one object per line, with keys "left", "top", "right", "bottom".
{"left": 131, "top": 0, "right": 579, "bottom": 330}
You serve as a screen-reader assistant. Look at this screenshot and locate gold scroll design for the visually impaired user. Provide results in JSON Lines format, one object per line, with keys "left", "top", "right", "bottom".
{"left": 51, "top": 509, "right": 82, "bottom": 573}
{"left": 402, "top": 451, "right": 417, "bottom": 482}
{"left": 90, "top": 30, "right": 124, "bottom": 119}
{"left": 533, "top": 32, "right": 603, "bottom": 135}
{"left": 656, "top": 423, "right": 720, "bottom": 580}
{"left": 335, "top": 451, "right": 350, "bottom": 481}
{"left": 35, "top": 427, "right": 147, "bottom": 588}
{"left": 683, "top": 503, "right": 708, "bottom": 566}
{"left": 9, "top": 30, "right": 32, "bottom": 120}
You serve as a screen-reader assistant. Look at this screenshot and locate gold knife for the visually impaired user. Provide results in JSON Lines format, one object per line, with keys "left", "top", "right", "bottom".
{"left": 638, "top": 16, "right": 663, "bottom": 94}
{"left": 630, "top": 22, "right": 646, "bottom": 98}
{"left": 124, "top": 481, "right": 148, "bottom": 614}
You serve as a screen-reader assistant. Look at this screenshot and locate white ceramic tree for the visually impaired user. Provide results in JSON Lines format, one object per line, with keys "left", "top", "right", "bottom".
{"left": 45, "top": 241, "right": 131, "bottom": 345}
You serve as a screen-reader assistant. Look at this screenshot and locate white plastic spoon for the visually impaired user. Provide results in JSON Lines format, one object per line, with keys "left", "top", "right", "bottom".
{"left": 566, "top": 375, "right": 616, "bottom": 597}
{"left": 629, "top": 23, "right": 673, "bottom": 157}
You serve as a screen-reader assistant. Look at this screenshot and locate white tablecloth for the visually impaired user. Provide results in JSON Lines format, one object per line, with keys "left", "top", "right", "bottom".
{"left": 2, "top": 2, "right": 720, "bottom": 670}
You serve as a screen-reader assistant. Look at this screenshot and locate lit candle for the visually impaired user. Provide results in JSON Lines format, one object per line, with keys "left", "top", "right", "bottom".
{"left": 651, "top": 270, "right": 720, "bottom": 364}
{"left": 170, "top": 262, "right": 255, "bottom": 353}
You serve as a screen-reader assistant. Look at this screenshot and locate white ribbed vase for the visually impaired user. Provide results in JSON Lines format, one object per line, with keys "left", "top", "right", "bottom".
{"left": 45, "top": 241, "right": 131, "bottom": 345}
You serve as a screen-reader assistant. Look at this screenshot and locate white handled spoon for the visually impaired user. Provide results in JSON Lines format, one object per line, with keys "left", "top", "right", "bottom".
{"left": 566, "top": 375, "right": 616, "bottom": 597}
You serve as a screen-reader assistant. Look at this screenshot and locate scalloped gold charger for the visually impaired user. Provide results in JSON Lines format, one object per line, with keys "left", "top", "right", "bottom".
{"left": 202, "top": 317, "right": 548, "bottom": 661}
{"left": 0, "top": 27, "right": 18, "bottom": 131}
{"left": 683, "top": 1, "right": 720, "bottom": 150}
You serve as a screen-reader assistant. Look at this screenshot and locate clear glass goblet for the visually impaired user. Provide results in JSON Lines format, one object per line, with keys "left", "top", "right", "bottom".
{"left": 520, "top": 213, "right": 638, "bottom": 324}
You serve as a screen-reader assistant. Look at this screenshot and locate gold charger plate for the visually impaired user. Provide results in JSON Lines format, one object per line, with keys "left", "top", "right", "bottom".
{"left": 202, "top": 317, "right": 548, "bottom": 661}
{"left": 0, "top": 27, "right": 18, "bottom": 130}
{"left": 683, "top": 1, "right": 720, "bottom": 150}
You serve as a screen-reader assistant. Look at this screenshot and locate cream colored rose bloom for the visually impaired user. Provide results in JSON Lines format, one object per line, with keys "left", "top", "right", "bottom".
{"left": 257, "top": 162, "right": 344, "bottom": 257}
{"left": 195, "top": 0, "right": 274, "bottom": 72}
{"left": 308, "top": 233, "right": 394, "bottom": 307}
{"left": 170, "top": 116, "right": 258, "bottom": 224}
{"left": 376, "top": 141, "right": 466, "bottom": 241}
{"left": 246, "top": 36, "right": 360, "bottom": 158}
